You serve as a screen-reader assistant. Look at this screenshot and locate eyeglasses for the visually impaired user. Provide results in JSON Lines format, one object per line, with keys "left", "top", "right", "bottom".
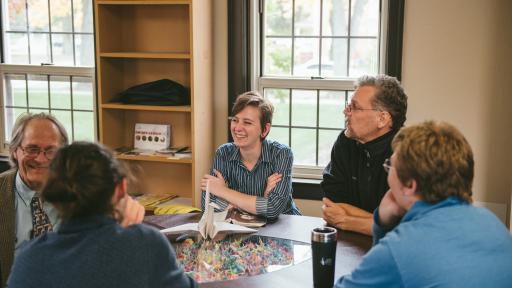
{"left": 383, "top": 158, "right": 392, "bottom": 173}
{"left": 345, "top": 102, "right": 381, "bottom": 113}
{"left": 19, "top": 146, "right": 59, "bottom": 160}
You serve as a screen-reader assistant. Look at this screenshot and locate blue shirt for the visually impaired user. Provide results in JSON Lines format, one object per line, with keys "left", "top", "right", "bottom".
{"left": 202, "top": 139, "right": 301, "bottom": 219}
{"left": 335, "top": 197, "right": 512, "bottom": 287}
{"left": 14, "top": 172, "right": 59, "bottom": 255}
{"left": 8, "top": 215, "right": 196, "bottom": 288}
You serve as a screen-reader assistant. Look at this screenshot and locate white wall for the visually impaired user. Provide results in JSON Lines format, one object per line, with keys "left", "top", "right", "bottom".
{"left": 401, "top": 0, "right": 512, "bottom": 225}
{"left": 212, "top": 0, "right": 512, "bottom": 226}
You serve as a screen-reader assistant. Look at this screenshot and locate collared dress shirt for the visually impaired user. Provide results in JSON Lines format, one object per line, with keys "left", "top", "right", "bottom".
{"left": 202, "top": 139, "right": 301, "bottom": 220}
{"left": 14, "top": 172, "right": 59, "bottom": 255}
{"left": 335, "top": 197, "right": 512, "bottom": 287}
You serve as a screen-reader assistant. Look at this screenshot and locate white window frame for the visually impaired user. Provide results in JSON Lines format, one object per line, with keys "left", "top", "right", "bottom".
{"left": 0, "top": 64, "right": 96, "bottom": 154}
{"left": 0, "top": 0, "right": 96, "bottom": 155}
{"left": 250, "top": 0, "right": 389, "bottom": 179}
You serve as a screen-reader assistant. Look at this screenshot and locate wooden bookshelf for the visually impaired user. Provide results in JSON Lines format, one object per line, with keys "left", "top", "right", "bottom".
{"left": 94, "top": 0, "right": 213, "bottom": 204}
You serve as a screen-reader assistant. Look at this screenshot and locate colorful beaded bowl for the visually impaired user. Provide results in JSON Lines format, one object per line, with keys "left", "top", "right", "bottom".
{"left": 172, "top": 235, "right": 311, "bottom": 283}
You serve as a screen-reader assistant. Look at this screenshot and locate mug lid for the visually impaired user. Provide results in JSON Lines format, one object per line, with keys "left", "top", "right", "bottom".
{"left": 311, "top": 227, "right": 337, "bottom": 243}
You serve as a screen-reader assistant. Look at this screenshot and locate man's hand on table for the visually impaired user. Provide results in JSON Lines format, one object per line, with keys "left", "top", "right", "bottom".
{"left": 322, "top": 198, "right": 373, "bottom": 236}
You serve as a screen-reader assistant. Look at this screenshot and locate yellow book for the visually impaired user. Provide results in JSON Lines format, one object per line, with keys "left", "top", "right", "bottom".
{"left": 154, "top": 204, "right": 201, "bottom": 215}
{"left": 136, "top": 194, "right": 177, "bottom": 209}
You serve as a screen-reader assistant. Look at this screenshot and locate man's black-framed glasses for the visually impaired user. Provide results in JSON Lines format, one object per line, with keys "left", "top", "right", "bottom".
{"left": 19, "top": 146, "right": 58, "bottom": 160}
{"left": 383, "top": 158, "right": 392, "bottom": 173}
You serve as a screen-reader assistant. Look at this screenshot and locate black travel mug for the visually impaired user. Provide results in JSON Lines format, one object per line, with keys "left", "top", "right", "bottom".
{"left": 311, "top": 227, "right": 337, "bottom": 288}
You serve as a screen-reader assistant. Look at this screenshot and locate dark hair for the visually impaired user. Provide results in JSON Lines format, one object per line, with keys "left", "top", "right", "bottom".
{"left": 392, "top": 121, "right": 474, "bottom": 203}
{"left": 42, "top": 142, "right": 126, "bottom": 220}
{"left": 232, "top": 91, "right": 274, "bottom": 138}
{"left": 356, "top": 75, "right": 408, "bottom": 130}
{"left": 9, "top": 112, "right": 69, "bottom": 168}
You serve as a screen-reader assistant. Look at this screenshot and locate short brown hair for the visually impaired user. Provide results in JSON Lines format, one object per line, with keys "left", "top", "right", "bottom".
{"left": 232, "top": 91, "right": 274, "bottom": 138}
{"left": 356, "top": 75, "right": 408, "bottom": 130}
{"left": 9, "top": 112, "right": 69, "bottom": 168}
{"left": 42, "top": 142, "right": 126, "bottom": 220}
{"left": 391, "top": 121, "right": 473, "bottom": 203}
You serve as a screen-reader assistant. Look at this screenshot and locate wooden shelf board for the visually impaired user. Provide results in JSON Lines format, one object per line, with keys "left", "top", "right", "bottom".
{"left": 97, "top": 0, "right": 190, "bottom": 5}
{"left": 101, "top": 103, "right": 191, "bottom": 112}
{"left": 99, "top": 52, "right": 190, "bottom": 59}
{"left": 116, "top": 154, "right": 192, "bottom": 164}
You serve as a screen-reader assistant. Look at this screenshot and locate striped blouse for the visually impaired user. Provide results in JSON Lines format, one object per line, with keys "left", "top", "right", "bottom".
{"left": 201, "top": 139, "right": 301, "bottom": 220}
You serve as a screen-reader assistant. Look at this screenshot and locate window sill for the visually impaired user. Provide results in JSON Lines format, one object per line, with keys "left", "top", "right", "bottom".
{"left": 292, "top": 177, "right": 323, "bottom": 201}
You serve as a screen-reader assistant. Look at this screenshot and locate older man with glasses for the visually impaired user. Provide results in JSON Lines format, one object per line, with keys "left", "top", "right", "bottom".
{"left": 0, "top": 113, "right": 144, "bottom": 287}
{"left": 321, "top": 75, "right": 408, "bottom": 235}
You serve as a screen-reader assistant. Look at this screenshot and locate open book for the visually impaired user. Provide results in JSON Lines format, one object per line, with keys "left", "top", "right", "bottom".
{"left": 227, "top": 208, "right": 267, "bottom": 228}
{"left": 160, "top": 185, "right": 256, "bottom": 239}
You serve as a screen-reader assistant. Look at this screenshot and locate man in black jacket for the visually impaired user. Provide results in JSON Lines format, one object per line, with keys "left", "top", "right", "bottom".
{"left": 321, "top": 75, "right": 407, "bottom": 235}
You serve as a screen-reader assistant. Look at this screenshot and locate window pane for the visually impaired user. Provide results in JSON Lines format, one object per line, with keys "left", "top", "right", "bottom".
{"left": 4, "top": 108, "right": 28, "bottom": 141}
{"left": 50, "top": 0, "right": 73, "bottom": 32}
{"left": 291, "top": 128, "right": 316, "bottom": 166}
{"left": 350, "top": 0, "right": 379, "bottom": 36}
{"left": 349, "top": 38, "right": 378, "bottom": 77}
{"left": 318, "top": 129, "right": 339, "bottom": 166}
{"left": 27, "top": 75, "right": 49, "bottom": 108}
{"left": 50, "top": 76, "right": 71, "bottom": 109}
{"left": 321, "top": 38, "right": 348, "bottom": 77}
{"left": 322, "top": 0, "right": 349, "bottom": 36}
{"left": 29, "top": 33, "right": 51, "bottom": 64}
{"left": 6, "top": 0, "right": 27, "bottom": 31}
{"left": 294, "top": 0, "right": 320, "bottom": 36}
{"left": 319, "top": 90, "right": 345, "bottom": 129}
{"left": 293, "top": 38, "right": 319, "bottom": 77}
{"left": 264, "top": 37, "right": 292, "bottom": 76}
{"left": 291, "top": 90, "right": 317, "bottom": 127}
{"left": 74, "top": 0, "right": 94, "bottom": 33}
{"left": 266, "top": 88, "right": 289, "bottom": 126}
{"left": 29, "top": 108, "right": 50, "bottom": 114}
{"left": 268, "top": 127, "right": 289, "bottom": 146}
{"left": 73, "top": 111, "right": 95, "bottom": 141}
{"left": 52, "top": 33, "right": 74, "bottom": 65}
{"left": 28, "top": 0, "right": 49, "bottom": 32}
{"left": 265, "top": 0, "right": 292, "bottom": 36}
{"left": 51, "top": 110, "right": 72, "bottom": 137}
{"left": 4, "top": 74, "right": 27, "bottom": 107}
{"left": 75, "top": 34, "right": 95, "bottom": 67}
{"left": 5, "top": 33, "right": 29, "bottom": 64}
{"left": 72, "top": 77, "right": 94, "bottom": 110}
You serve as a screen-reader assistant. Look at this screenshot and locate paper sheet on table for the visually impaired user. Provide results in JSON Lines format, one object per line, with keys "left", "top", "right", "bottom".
{"left": 160, "top": 184, "right": 256, "bottom": 239}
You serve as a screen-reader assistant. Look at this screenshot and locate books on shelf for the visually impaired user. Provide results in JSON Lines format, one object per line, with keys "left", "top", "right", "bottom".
{"left": 114, "top": 147, "right": 192, "bottom": 160}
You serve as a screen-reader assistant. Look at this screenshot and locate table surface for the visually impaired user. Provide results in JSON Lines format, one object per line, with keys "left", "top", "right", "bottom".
{"left": 144, "top": 213, "right": 372, "bottom": 288}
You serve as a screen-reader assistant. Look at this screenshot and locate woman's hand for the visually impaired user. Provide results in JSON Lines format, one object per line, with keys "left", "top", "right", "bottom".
{"left": 377, "top": 190, "right": 406, "bottom": 229}
{"left": 264, "top": 172, "right": 282, "bottom": 197}
{"left": 200, "top": 170, "right": 228, "bottom": 197}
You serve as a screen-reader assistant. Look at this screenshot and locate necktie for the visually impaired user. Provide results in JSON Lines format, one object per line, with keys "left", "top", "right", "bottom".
{"left": 30, "top": 196, "right": 53, "bottom": 239}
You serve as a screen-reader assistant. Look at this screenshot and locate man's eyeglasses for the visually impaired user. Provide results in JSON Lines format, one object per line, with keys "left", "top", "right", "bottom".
{"left": 19, "top": 146, "right": 58, "bottom": 160}
{"left": 345, "top": 102, "right": 381, "bottom": 113}
{"left": 383, "top": 158, "right": 392, "bottom": 173}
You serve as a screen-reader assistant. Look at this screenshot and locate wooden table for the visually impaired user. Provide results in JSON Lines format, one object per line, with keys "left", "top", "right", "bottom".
{"left": 144, "top": 214, "right": 372, "bottom": 288}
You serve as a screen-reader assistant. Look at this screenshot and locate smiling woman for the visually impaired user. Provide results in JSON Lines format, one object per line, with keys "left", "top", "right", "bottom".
{"left": 201, "top": 91, "right": 301, "bottom": 220}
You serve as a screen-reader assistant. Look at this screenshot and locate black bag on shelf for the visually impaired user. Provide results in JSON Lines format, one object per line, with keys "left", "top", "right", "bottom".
{"left": 117, "top": 79, "right": 190, "bottom": 106}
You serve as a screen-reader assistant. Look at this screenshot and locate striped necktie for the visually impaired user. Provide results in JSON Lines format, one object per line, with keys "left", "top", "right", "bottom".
{"left": 30, "top": 195, "right": 53, "bottom": 239}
